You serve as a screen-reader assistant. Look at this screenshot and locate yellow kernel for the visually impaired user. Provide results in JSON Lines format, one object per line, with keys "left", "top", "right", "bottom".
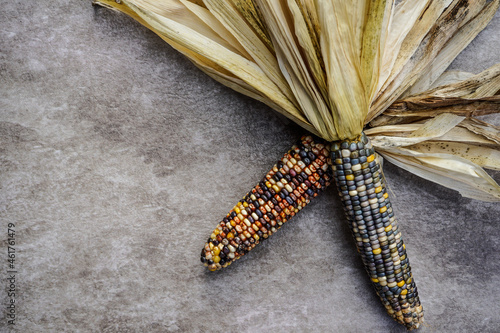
{"left": 230, "top": 220, "right": 236, "bottom": 227}
{"left": 383, "top": 192, "right": 389, "bottom": 199}
{"left": 375, "top": 186, "right": 382, "bottom": 193}
{"left": 371, "top": 278, "right": 379, "bottom": 283}
{"left": 213, "top": 256, "right": 221, "bottom": 263}
{"left": 243, "top": 202, "right": 249, "bottom": 207}
{"left": 401, "top": 289, "right": 408, "bottom": 295}
{"left": 407, "top": 277, "right": 412, "bottom": 284}
{"left": 208, "top": 265, "right": 217, "bottom": 272}
{"left": 380, "top": 206, "right": 387, "bottom": 213}
{"left": 373, "top": 248, "right": 382, "bottom": 255}
{"left": 272, "top": 185, "right": 280, "bottom": 193}
{"left": 234, "top": 206, "right": 240, "bottom": 214}
{"left": 213, "top": 247, "right": 220, "bottom": 256}
{"left": 265, "top": 181, "right": 272, "bottom": 188}
{"left": 367, "top": 154, "right": 375, "bottom": 163}
{"left": 253, "top": 234, "right": 260, "bottom": 241}
{"left": 403, "top": 244, "right": 406, "bottom": 250}
{"left": 209, "top": 243, "right": 214, "bottom": 250}
{"left": 397, "top": 280, "right": 405, "bottom": 287}
{"left": 210, "top": 233, "right": 216, "bottom": 240}
{"left": 385, "top": 225, "right": 392, "bottom": 232}
{"left": 227, "top": 232, "right": 234, "bottom": 240}
{"left": 213, "top": 229, "right": 220, "bottom": 235}
{"left": 346, "top": 174, "right": 354, "bottom": 181}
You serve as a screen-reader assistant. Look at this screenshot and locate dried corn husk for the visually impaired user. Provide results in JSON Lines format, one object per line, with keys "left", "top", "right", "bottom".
{"left": 94, "top": 0, "right": 500, "bottom": 202}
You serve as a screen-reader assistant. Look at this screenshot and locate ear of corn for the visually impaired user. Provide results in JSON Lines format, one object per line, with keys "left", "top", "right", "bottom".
{"left": 331, "top": 133, "right": 424, "bottom": 329}
{"left": 201, "top": 135, "right": 333, "bottom": 271}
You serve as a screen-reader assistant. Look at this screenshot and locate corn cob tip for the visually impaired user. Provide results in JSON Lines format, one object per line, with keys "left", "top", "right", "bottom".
{"left": 200, "top": 135, "right": 333, "bottom": 271}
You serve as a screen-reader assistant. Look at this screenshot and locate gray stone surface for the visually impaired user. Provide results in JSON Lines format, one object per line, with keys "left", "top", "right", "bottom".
{"left": 1, "top": 1, "right": 499, "bottom": 332}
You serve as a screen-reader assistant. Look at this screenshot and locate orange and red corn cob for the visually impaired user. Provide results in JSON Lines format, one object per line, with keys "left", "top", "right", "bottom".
{"left": 200, "top": 135, "right": 333, "bottom": 271}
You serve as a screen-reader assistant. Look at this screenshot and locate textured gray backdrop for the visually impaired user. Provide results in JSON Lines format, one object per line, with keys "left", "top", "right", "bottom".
{"left": 1, "top": 1, "right": 499, "bottom": 332}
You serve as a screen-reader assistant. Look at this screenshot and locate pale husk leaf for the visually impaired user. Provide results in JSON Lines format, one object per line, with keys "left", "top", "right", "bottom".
{"left": 411, "top": 63, "right": 500, "bottom": 99}
{"left": 404, "top": 0, "right": 500, "bottom": 97}
{"left": 316, "top": 0, "right": 391, "bottom": 139}
{"left": 369, "top": 113, "right": 465, "bottom": 147}
{"left": 377, "top": 0, "right": 431, "bottom": 94}
{"left": 369, "top": 0, "right": 456, "bottom": 121}
{"left": 379, "top": 147, "right": 500, "bottom": 202}
{"left": 428, "top": 70, "right": 475, "bottom": 88}
{"left": 254, "top": 0, "right": 336, "bottom": 140}
{"left": 406, "top": 141, "right": 500, "bottom": 170}
{"left": 201, "top": 0, "right": 294, "bottom": 102}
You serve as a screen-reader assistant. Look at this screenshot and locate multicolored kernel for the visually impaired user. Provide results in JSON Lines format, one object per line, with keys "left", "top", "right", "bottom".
{"left": 331, "top": 133, "right": 423, "bottom": 330}
{"left": 201, "top": 136, "right": 332, "bottom": 271}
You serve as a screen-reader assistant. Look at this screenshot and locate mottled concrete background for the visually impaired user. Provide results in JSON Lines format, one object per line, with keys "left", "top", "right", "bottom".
{"left": 1, "top": 2, "right": 499, "bottom": 332}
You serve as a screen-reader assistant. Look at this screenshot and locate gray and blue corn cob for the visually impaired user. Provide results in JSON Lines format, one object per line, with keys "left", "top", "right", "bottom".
{"left": 330, "top": 133, "right": 423, "bottom": 329}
